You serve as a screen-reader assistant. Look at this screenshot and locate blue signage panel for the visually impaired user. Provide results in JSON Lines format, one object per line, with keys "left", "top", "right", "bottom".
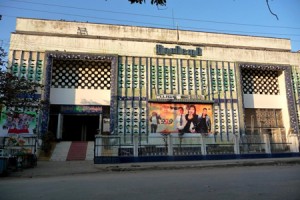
{"left": 60, "top": 105, "right": 102, "bottom": 114}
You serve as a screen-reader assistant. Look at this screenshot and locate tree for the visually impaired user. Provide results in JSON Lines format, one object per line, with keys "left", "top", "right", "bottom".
{"left": 128, "top": 0, "right": 166, "bottom": 6}
{"left": 0, "top": 47, "right": 6, "bottom": 70}
{"left": 127, "top": 0, "right": 279, "bottom": 20}
{"left": 0, "top": 47, "right": 44, "bottom": 125}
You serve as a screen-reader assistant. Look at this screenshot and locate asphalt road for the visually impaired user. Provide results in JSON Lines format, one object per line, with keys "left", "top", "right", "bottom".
{"left": 1, "top": 165, "right": 300, "bottom": 200}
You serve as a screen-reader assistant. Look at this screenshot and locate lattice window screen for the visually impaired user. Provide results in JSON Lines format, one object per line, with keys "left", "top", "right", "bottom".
{"left": 51, "top": 59, "right": 111, "bottom": 89}
{"left": 241, "top": 69, "right": 279, "bottom": 95}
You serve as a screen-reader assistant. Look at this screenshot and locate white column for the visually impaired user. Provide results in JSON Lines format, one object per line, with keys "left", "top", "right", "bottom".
{"left": 263, "top": 133, "right": 271, "bottom": 154}
{"left": 98, "top": 114, "right": 102, "bottom": 134}
{"left": 95, "top": 135, "right": 102, "bottom": 156}
{"left": 200, "top": 134, "right": 207, "bottom": 155}
{"left": 133, "top": 134, "right": 139, "bottom": 157}
{"left": 233, "top": 134, "right": 240, "bottom": 155}
{"left": 288, "top": 134, "right": 299, "bottom": 152}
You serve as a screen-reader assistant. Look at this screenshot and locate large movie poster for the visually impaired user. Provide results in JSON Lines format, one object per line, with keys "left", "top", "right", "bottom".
{"left": 149, "top": 103, "right": 213, "bottom": 135}
{"left": 0, "top": 111, "right": 37, "bottom": 136}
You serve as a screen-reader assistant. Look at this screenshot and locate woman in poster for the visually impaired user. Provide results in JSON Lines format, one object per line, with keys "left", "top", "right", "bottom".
{"left": 182, "top": 105, "right": 198, "bottom": 134}
{"left": 149, "top": 112, "right": 161, "bottom": 133}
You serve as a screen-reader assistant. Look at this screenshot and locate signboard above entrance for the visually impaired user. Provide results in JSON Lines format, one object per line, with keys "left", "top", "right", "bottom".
{"left": 156, "top": 94, "right": 206, "bottom": 100}
{"left": 61, "top": 105, "right": 102, "bottom": 114}
{"left": 156, "top": 94, "right": 177, "bottom": 100}
{"left": 156, "top": 44, "right": 202, "bottom": 57}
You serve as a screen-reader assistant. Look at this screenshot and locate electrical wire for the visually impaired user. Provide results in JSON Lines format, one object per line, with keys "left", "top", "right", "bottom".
{"left": 1, "top": 8, "right": 300, "bottom": 38}
{"left": 9, "top": 0, "right": 300, "bottom": 30}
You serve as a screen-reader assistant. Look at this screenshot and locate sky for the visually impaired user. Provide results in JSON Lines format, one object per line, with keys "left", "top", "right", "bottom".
{"left": 0, "top": 0, "right": 300, "bottom": 53}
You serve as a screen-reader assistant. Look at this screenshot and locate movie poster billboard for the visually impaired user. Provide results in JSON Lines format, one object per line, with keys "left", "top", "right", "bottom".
{"left": 149, "top": 103, "right": 213, "bottom": 135}
{"left": 0, "top": 111, "right": 37, "bottom": 136}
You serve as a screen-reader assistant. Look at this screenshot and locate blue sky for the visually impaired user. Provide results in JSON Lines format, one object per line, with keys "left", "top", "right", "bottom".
{"left": 1, "top": 0, "right": 300, "bottom": 52}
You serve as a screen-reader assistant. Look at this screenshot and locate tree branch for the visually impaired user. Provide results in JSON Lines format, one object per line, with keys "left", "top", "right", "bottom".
{"left": 266, "top": 0, "right": 279, "bottom": 20}
{"left": 128, "top": 0, "right": 166, "bottom": 6}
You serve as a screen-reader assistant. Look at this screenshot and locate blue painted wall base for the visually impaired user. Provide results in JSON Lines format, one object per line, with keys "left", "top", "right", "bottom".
{"left": 94, "top": 153, "right": 300, "bottom": 164}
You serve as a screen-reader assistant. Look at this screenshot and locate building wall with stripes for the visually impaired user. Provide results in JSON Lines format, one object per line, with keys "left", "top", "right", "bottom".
{"left": 7, "top": 18, "right": 300, "bottom": 139}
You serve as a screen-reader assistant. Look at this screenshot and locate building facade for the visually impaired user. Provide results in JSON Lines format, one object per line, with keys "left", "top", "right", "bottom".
{"left": 3, "top": 18, "right": 300, "bottom": 152}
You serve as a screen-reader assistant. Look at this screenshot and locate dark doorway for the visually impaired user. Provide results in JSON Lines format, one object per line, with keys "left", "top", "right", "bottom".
{"left": 48, "top": 114, "right": 58, "bottom": 138}
{"left": 62, "top": 115, "right": 99, "bottom": 141}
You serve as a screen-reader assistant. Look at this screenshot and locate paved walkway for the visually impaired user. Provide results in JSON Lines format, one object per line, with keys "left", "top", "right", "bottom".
{"left": 4, "top": 157, "right": 300, "bottom": 178}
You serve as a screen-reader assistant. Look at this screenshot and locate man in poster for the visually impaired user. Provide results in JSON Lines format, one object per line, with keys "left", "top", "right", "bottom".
{"left": 195, "top": 108, "right": 211, "bottom": 135}
{"left": 175, "top": 107, "right": 187, "bottom": 135}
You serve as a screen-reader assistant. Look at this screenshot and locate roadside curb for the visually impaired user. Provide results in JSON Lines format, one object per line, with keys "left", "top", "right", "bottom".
{"left": 102, "top": 158, "right": 300, "bottom": 172}
{"left": 4, "top": 157, "right": 300, "bottom": 178}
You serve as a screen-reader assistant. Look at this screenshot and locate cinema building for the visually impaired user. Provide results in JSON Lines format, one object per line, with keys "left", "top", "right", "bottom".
{"left": 3, "top": 17, "right": 300, "bottom": 161}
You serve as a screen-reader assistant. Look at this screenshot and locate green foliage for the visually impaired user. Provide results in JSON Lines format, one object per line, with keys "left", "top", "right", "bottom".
{"left": 41, "top": 131, "right": 55, "bottom": 154}
{"left": 128, "top": 0, "right": 166, "bottom": 6}
{"left": 0, "top": 47, "right": 45, "bottom": 114}
{"left": 0, "top": 47, "right": 7, "bottom": 68}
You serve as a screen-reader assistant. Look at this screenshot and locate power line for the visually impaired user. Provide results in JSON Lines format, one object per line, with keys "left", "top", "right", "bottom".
{"left": 9, "top": 0, "right": 300, "bottom": 30}
{"left": 1, "top": 5, "right": 175, "bottom": 28}
{"left": 2, "top": 6, "right": 300, "bottom": 38}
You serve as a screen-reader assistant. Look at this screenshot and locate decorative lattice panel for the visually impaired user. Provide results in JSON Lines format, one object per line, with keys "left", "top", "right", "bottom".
{"left": 233, "top": 106, "right": 239, "bottom": 134}
{"left": 51, "top": 60, "right": 111, "bottom": 89}
{"left": 125, "top": 106, "right": 132, "bottom": 135}
{"left": 11, "top": 59, "right": 43, "bottom": 82}
{"left": 181, "top": 66, "right": 187, "bottom": 91}
{"left": 140, "top": 105, "right": 147, "bottom": 134}
{"left": 171, "top": 66, "right": 176, "bottom": 90}
{"left": 244, "top": 109, "right": 283, "bottom": 128}
{"left": 211, "top": 68, "right": 217, "bottom": 92}
{"left": 214, "top": 107, "right": 220, "bottom": 134}
{"left": 241, "top": 69, "right": 279, "bottom": 95}
{"left": 116, "top": 58, "right": 240, "bottom": 137}
{"left": 292, "top": 67, "right": 300, "bottom": 127}
{"left": 117, "top": 57, "right": 148, "bottom": 136}
{"left": 117, "top": 104, "right": 125, "bottom": 135}
{"left": 158, "top": 66, "right": 163, "bottom": 90}
{"left": 201, "top": 66, "right": 207, "bottom": 90}
{"left": 229, "top": 69, "right": 235, "bottom": 91}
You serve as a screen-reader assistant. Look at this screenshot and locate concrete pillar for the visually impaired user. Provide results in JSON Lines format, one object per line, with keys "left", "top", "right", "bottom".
{"left": 95, "top": 135, "right": 102, "bottom": 156}
{"left": 167, "top": 134, "right": 173, "bottom": 156}
{"left": 200, "top": 134, "right": 207, "bottom": 155}
{"left": 133, "top": 134, "right": 139, "bottom": 157}
{"left": 288, "top": 134, "right": 299, "bottom": 152}
{"left": 98, "top": 114, "right": 102, "bottom": 134}
{"left": 263, "top": 134, "right": 271, "bottom": 154}
{"left": 56, "top": 113, "right": 63, "bottom": 140}
{"left": 233, "top": 134, "right": 240, "bottom": 155}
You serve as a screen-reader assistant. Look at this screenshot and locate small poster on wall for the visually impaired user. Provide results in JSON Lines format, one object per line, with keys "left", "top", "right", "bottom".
{"left": 0, "top": 111, "right": 37, "bottom": 136}
{"left": 149, "top": 103, "right": 213, "bottom": 135}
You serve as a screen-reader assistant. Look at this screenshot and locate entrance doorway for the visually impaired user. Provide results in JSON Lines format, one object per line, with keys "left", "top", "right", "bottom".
{"left": 62, "top": 115, "right": 99, "bottom": 141}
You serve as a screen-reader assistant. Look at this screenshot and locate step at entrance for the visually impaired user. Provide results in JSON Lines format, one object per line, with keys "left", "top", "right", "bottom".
{"left": 66, "top": 142, "right": 88, "bottom": 161}
{"left": 50, "top": 142, "right": 71, "bottom": 161}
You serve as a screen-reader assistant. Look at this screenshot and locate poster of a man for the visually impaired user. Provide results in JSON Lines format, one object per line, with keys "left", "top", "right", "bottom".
{"left": 194, "top": 108, "right": 211, "bottom": 135}
{"left": 175, "top": 107, "right": 187, "bottom": 135}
